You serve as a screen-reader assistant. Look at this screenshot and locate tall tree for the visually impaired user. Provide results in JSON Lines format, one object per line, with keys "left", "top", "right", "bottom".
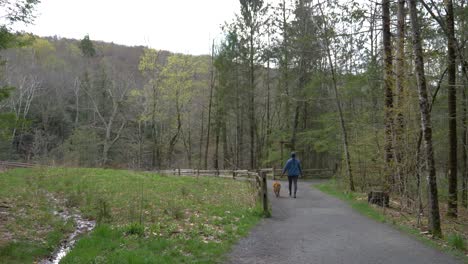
{"left": 395, "top": 0, "right": 406, "bottom": 195}
{"left": 382, "top": 0, "right": 394, "bottom": 188}
{"left": 446, "top": 0, "right": 458, "bottom": 218}
{"left": 204, "top": 42, "right": 215, "bottom": 169}
{"left": 407, "top": 0, "right": 442, "bottom": 237}
{"left": 317, "top": 2, "right": 354, "bottom": 191}
{"left": 79, "top": 34, "right": 96, "bottom": 57}
{"left": 84, "top": 69, "right": 130, "bottom": 166}
{"left": 289, "top": 0, "right": 318, "bottom": 151}
{"left": 238, "top": 0, "right": 268, "bottom": 169}
{"left": 138, "top": 48, "right": 164, "bottom": 169}
{"left": 161, "top": 54, "right": 197, "bottom": 166}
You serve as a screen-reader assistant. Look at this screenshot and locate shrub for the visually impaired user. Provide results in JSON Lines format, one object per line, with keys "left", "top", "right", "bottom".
{"left": 447, "top": 233, "right": 466, "bottom": 251}
{"left": 96, "top": 198, "right": 112, "bottom": 224}
{"left": 180, "top": 186, "right": 189, "bottom": 197}
{"left": 125, "top": 223, "right": 145, "bottom": 237}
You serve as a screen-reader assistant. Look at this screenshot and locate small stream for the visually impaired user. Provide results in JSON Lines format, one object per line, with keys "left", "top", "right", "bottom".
{"left": 39, "top": 195, "right": 96, "bottom": 264}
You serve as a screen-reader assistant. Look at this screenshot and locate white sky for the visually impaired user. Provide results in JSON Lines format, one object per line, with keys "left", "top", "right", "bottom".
{"left": 15, "top": 0, "right": 242, "bottom": 55}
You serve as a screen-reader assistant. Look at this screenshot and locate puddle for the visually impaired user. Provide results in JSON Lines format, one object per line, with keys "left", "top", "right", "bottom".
{"left": 39, "top": 195, "right": 96, "bottom": 264}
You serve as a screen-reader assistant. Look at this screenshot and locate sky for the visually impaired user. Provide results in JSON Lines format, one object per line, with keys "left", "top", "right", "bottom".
{"left": 14, "top": 0, "right": 242, "bottom": 55}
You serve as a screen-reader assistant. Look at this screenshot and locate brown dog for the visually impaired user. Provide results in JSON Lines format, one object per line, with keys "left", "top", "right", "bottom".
{"left": 273, "top": 181, "right": 281, "bottom": 197}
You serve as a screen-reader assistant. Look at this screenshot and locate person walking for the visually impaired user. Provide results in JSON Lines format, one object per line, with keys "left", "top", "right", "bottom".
{"left": 282, "top": 152, "right": 302, "bottom": 198}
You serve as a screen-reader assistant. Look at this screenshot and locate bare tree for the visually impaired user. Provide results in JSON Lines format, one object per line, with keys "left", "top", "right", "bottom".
{"left": 407, "top": 0, "right": 442, "bottom": 237}
{"left": 85, "top": 77, "right": 129, "bottom": 166}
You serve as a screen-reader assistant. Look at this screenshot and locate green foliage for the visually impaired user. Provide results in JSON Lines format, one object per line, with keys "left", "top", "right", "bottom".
{"left": 298, "top": 112, "right": 340, "bottom": 154}
{"left": 79, "top": 34, "right": 96, "bottom": 57}
{"left": 58, "top": 128, "right": 101, "bottom": 167}
{"left": 0, "top": 26, "right": 16, "bottom": 50}
{"left": 447, "top": 233, "right": 466, "bottom": 251}
{"left": 161, "top": 54, "right": 197, "bottom": 104}
{"left": 124, "top": 223, "right": 145, "bottom": 237}
{"left": 96, "top": 197, "right": 112, "bottom": 224}
{"left": 0, "top": 86, "right": 13, "bottom": 101}
{"left": 0, "top": 112, "right": 16, "bottom": 140}
{"left": 138, "top": 48, "right": 161, "bottom": 74}
{"left": 0, "top": 1, "right": 40, "bottom": 50}
{"left": 315, "top": 180, "right": 386, "bottom": 222}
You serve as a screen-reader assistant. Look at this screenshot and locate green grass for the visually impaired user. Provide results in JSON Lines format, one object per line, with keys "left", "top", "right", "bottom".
{"left": 315, "top": 180, "right": 468, "bottom": 262}
{"left": 0, "top": 167, "right": 262, "bottom": 263}
{"left": 315, "top": 180, "right": 386, "bottom": 222}
{"left": 448, "top": 233, "right": 466, "bottom": 251}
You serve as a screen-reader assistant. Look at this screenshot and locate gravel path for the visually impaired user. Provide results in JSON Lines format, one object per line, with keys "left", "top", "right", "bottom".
{"left": 225, "top": 180, "right": 463, "bottom": 264}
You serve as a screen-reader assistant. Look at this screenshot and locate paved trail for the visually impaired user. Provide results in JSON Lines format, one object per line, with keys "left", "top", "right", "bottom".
{"left": 226, "top": 180, "right": 463, "bottom": 264}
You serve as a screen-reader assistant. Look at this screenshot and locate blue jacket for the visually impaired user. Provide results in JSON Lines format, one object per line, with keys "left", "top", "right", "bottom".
{"left": 283, "top": 158, "right": 302, "bottom": 176}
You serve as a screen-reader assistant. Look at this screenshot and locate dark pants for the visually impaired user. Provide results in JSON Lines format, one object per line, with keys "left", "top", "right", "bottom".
{"left": 288, "top": 175, "right": 299, "bottom": 195}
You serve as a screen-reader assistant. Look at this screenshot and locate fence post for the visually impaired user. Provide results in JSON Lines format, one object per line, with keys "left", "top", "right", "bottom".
{"left": 178, "top": 168, "right": 181, "bottom": 176}
{"left": 261, "top": 171, "right": 270, "bottom": 217}
{"left": 272, "top": 167, "right": 275, "bottom": 180}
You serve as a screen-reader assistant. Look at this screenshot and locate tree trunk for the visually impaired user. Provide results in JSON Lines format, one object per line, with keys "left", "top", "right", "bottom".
{"left": 74, "top": 78, "right": 80, "bottom": 127}
{"left": 462, "top": 0, "right": 468, "bottom": 209}
{"left": 198, "top": 110, "right": 204, "bottom": 170}
{"left": 236, "top": 59, "right": 243, "bottom": 169}
{"left": 138, "top": 121, "right": 142, "bottom": 168}
{"left": 408, "top": 0, "right": 442, "bottom": 237}
{"left": 291, "top": 104, "right": 300, "bottom": 151}
{"left": 214, "top": 119, "right": 220, "bottom": 172}
{"left": 151, "top": 84, "right": 158, "bottom": 169}
{"left": 204, "top": 42, "right": 215, "bottom": 169}
{"left": 281, "top": 0, "right": 290, "bottom": 131}
{"left": 395, "top": 0, "right": 406, "bottom": 195}
{"left": 318, "top": 3, "right": 354, "bottom": 191}
{"left": 382, "top": 0, "right": 394, "bottom": 188}
{"left": 446, "top": 0, "right": 458, "bottom": 218}
{"left": 463, "top": 79, "right": 467, "bottom": 208}
{"left": 249, "top": 33, "right": 256, "bottom": 170}
{"left": 168, "top": 99, "right": 182, "bottom": 166}
{"left": 222, "top": 116, "right": 229, "bottom": 169}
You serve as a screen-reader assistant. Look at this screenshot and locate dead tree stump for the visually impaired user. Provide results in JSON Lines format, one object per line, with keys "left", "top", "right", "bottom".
{"left": 368, "top": 191, "right": 390, "bottom": 207}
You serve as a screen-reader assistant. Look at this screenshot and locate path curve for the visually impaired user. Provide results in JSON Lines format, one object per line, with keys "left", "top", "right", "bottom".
{"left": 225, "top": 180, "right": 462, "bottom": 264}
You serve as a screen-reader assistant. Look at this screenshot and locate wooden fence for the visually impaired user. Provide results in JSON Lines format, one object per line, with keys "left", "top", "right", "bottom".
{"left": 157, "top": 168, "right": 334, "bottom": 180}
{"left": 0, "top": 161, "right": 36, "bottom": 169}
{"left": 157, "top": 168, "right": 334, "bottom": 217}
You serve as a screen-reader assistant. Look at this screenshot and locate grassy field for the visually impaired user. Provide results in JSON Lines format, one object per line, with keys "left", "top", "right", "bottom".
{"left": 315, "top": 180, "right": 468, "bottom": 262}
{"left": 0, "top": 167, "right": 262, "bottom": 263}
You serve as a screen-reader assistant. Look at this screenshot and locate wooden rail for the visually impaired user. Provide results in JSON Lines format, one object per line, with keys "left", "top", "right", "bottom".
{"left": 157, "top": 167, "right": 333, "bottom": 219}
{"left": 157, "top": 168, "right": 334, "bottom": 180}
{"left": 0, "top": 161, "right": 36, "bottom": 169}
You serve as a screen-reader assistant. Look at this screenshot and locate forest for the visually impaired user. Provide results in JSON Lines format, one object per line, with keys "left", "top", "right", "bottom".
{"left": 0, "top": 0, "right": 467, "bottom": 240}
